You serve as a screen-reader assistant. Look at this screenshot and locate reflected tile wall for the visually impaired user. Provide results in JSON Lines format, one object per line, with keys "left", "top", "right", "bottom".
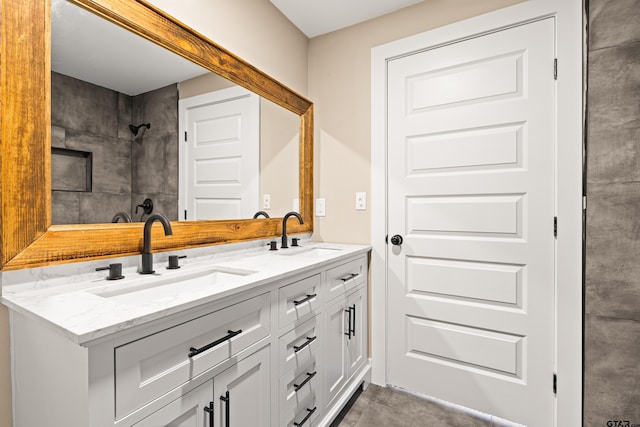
{"left": 132, "top": 84, "right": 179, "bottom": 220}
{"left": 585, "top": 0, "right": 640, "bottom": 424}
{"left": 51, "top": 72, "right": 178, "bottom": 224}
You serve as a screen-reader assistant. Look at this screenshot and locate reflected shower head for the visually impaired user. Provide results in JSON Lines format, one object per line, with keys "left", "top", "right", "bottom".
{"left": 129, "top": 123, "right": 150, "bottom": 141}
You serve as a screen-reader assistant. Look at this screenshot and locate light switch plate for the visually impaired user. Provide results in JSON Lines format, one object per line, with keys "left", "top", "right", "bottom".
{"left": 263, "top": 194, "right": 271, "bottom": 209}
{"left": 316, "top": 198, "right": 326, "bottom": 217}
{"left": 356, "top": 192, "right": 366, "bottom": 210}
{"left": 293, "top": 198, "right": 300, "bottom": 212}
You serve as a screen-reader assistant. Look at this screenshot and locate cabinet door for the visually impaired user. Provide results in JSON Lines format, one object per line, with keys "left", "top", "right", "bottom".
{"left": 213, "top": 345, "right": 270, "bottom": 427}
{"left": 346, "top": 287, "right": 366, "bottom": 378}
{"left": 134, "top": 380, "right": 214, "bottom": 427}
{"left": 324, "top": 296, "right": 347, "bottom": 406}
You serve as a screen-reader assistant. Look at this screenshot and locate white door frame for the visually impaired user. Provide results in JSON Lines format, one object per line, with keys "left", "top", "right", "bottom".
{"left": 371, "top": 1, "right": 583, "bottom": 426}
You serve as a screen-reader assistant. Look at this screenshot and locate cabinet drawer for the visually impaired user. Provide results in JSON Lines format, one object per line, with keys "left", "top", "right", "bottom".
{"left": 279, "top": 274, "right": 321, "bottom": 329}
{"left": 279, "top": 315, "right": 320, "bottom": 375}
{"left": 279, "top": 360, "right": 319, "bottom": 423}
{"left": 326, "top": 256, "right": 367, "bottom": 301}
{"left": 283, "top": 396, "right": 319, "bottom": 427}
{"left": 115, "top": 292, "right": 270, "bottom": 419}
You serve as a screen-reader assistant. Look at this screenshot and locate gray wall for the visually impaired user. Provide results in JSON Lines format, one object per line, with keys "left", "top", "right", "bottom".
{"left": 585, "top": 0, "right": 640, "bottom": 425}
{"left": 51, "top": 72, "right": 178, "bottom": 224}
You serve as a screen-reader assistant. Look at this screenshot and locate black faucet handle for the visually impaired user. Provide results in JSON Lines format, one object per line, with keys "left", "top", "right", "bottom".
{"left": 268, "top": 241, "right": 278, "bottom": 251}
{"left": 291, "top": 238, "right": 300, "bottom": 247}
{"left": 167, "top": 255, "right": 187, "bottom": 269}
{"left": 135, "top": 198, "right": 154, "bottom": 215}
{"left": 96, "top": 263, "right": 124, "bottom": 280}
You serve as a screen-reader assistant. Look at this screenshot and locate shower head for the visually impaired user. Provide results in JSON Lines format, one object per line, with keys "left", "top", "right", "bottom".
{"left": 129, "top": 123, "right": 150, "bottom": 136}
{"left": 129, "top": 123, "right": 150, "bottom": 142}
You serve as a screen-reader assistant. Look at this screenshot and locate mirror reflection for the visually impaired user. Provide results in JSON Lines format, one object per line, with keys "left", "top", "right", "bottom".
{"left": 50, "top": 0, "right": 299, "bottom": 224}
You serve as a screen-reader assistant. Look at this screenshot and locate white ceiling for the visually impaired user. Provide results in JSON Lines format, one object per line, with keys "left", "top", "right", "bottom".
{"left": 51, "top": 0, "right": 207, "bottom": 96}
{"left": 51, "top": 0, "right": 425, "bottom": 95}
{"left": 269, "top": 0, "right": 425, "bottom": 38}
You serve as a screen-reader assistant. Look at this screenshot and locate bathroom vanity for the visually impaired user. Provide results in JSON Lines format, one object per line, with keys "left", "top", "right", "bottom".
{"left": 2, "top": 242, "right": 370, "bottom": 427}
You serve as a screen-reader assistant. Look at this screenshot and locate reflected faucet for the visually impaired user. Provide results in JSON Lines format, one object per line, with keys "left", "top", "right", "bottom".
{"left": 140, "top": 214, "right": 173, "bottom": 274}
{"left": 281, "top": 211, "right": 303, "bottom": 249}
{"left": 111, "top": 212, "right": 132, "bottom": 223}
{"left": 253, "top": 211, "right": 270, "bottom": 219}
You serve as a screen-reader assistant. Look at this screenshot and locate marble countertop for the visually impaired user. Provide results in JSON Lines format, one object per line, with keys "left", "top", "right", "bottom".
{"left": 1, "top": 241, "right": 370, "bottom": 346}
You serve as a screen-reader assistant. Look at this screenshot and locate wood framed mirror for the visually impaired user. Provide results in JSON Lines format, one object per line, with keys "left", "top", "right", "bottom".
{"left": 0, "top": 0, "right": 313, "bottom": 270}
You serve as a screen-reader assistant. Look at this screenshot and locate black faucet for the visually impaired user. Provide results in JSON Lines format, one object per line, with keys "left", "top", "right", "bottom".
{"left": 111, "top": 211, "right": 132, "bottom": 223}
{"left": 281, "top": 211, "right": 303, "bottom": 249}
{"left": 253, "top": 211, "right": 270, "bottom": 219}
{"left": 140, "top": 214, "right": 173, "bottom": 274}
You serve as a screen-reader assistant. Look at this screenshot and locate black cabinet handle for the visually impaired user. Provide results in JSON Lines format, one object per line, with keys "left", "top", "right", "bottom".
{"left": 350, "top": 304, "right": 356, "bottom": 337}
{"left": 293, "top": 407, "right": 317, "bottom": 426}
{"left": 293, "top": 336, "right": 317, "bottom": 353}
{"left": 340, "top": 273, "right": 358, "bottom": 282}
{"left": 293, "top": 293, "right": 317, "bottom": 306}
{"left": 188, "top": 329, "right": 242, "bottom": 358}
{"left": 294, "top": 371, "right": 317, "bottom": 392}
{"left": 204, "top": 401, "right": 214, "bottom": 427}
{"left": 220, "top": 391, "right": 230, "bottom": 427}
{"left": 345, "top": 307, "right": 353, "bottom": 339}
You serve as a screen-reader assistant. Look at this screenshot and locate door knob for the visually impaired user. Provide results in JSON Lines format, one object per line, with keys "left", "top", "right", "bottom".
{"left": 390, "top": 234, "right": 403, "bottom": 246}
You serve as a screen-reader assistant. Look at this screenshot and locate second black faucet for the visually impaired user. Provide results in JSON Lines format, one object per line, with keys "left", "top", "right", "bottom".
{"left": 281, "top": 211, "right": 303, "bottom": 249}
{"left": 140, "top": 213, "right": 173, "bottom": 274}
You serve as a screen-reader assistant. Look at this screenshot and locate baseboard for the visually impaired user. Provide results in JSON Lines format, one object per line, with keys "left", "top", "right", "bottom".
{"left": 317, "top": 359, "right": 372, "bottom": 427}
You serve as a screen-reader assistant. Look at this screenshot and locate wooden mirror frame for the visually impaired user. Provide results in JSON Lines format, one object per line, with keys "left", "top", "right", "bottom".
{"left": 0, "top": 0, "right": 313, "bottom": 271}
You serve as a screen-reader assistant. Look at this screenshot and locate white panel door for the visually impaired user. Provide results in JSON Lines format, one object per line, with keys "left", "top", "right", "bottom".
{"left": 325, "top": 296, "right": 347, "bottom": 407}
{"left": 212, "top": 345, "right": 270, "bottom": 427}
{"left": 179, "top": 86, "right": 259, "bottom": 220}
{"left": 345, "top": 287, "right": 366, "bottom": 377}
{"left": 133, "top": 380, "right": 213, "bottom": 427}
{"left": 387, "top": 19, "right": 555, "bottom": 427}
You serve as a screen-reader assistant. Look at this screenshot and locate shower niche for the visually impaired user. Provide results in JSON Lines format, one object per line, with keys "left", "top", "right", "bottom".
{"left": 51, "top": 147, "right": 92, "bottom": 192}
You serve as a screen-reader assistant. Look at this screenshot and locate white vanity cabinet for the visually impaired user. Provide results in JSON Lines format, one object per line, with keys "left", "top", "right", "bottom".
{"left": 132, "top": 378, "right": 214, "bottom": 427}
{"left": 5, "top": 245, "right": 371, "bottom": 427}
{"left": 277, "top": 274, "right": 323, "bottom": 427}
{"left": 325, "top": 286, "right": 367, "bottom": 408}
{"left": 324, "top": 257, "right": 368, "bottom": 408}
{"left": 133, "top": 345, "right": 270, "bottom": 427}
{"left": 115, "top": 293, "right": 271, "bottom": 420}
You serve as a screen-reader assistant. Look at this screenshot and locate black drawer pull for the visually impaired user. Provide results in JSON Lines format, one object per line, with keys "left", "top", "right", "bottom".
{"left": 188, "top": 329, "right": 242, "bottom": 358}
{"left": 293, "top": 293, "right": 317, "bottom": 306}
{"left": 293, "top": 336, "right": 317, "bottom": 353}
{"left": 294, "top": 371, "right": 317, "bottom": 392}
{"left": 293, "top": 407, "right": 317, "bottom": 426}
{"left": 204, "top": 401, "right": 214, "bottom": 426}
{"left": 220, "top": 391, "right": 230, "bottom": 427}
{"left": 340, "top": 273, "right": 358, "bottom": 282}
{"left": 350, "top": 303, "right": 356, "bottom": 337}
{"left": 345, "top": 306, "right": 353, "bottom": 339}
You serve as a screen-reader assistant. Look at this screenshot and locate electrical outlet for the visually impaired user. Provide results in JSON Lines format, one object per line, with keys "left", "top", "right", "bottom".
{"left": 316, "top": 198, "right": 326, "bottom": 217}
{"left": 356, "top": 192, "right": 366, "bottom": 210}
{"left": 263, "top": 194, "right": 271, "bottom": 209}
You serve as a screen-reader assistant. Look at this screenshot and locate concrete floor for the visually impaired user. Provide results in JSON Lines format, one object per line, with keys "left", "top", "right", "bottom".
{"left": 332, "top": 384, "right": 500, "bottom": 427}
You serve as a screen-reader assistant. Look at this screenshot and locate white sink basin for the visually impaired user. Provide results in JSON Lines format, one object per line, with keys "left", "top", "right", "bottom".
{"left": 276, "top": 247, "right": 342, "bottom": 257}
{"left": 88, "top": 267, "right": 256, "bottom": 301}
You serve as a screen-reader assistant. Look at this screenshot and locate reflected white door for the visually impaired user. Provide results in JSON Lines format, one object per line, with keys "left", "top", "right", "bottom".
{"left": 387, "top": 19, "right": 555, "bottom": 426}
{"left": 179, "top": 86, "right": 259, "bottom": 220}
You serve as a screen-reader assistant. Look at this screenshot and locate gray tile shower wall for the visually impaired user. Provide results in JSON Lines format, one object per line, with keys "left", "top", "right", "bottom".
{"left": 50, "top": 72, "right": 178, "bottom": 224}
{"left": 585, "top": 0, "right": 640, "bottom": 425}
{"left": 131, "top": 84, "right": 179, "bottom": 222}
